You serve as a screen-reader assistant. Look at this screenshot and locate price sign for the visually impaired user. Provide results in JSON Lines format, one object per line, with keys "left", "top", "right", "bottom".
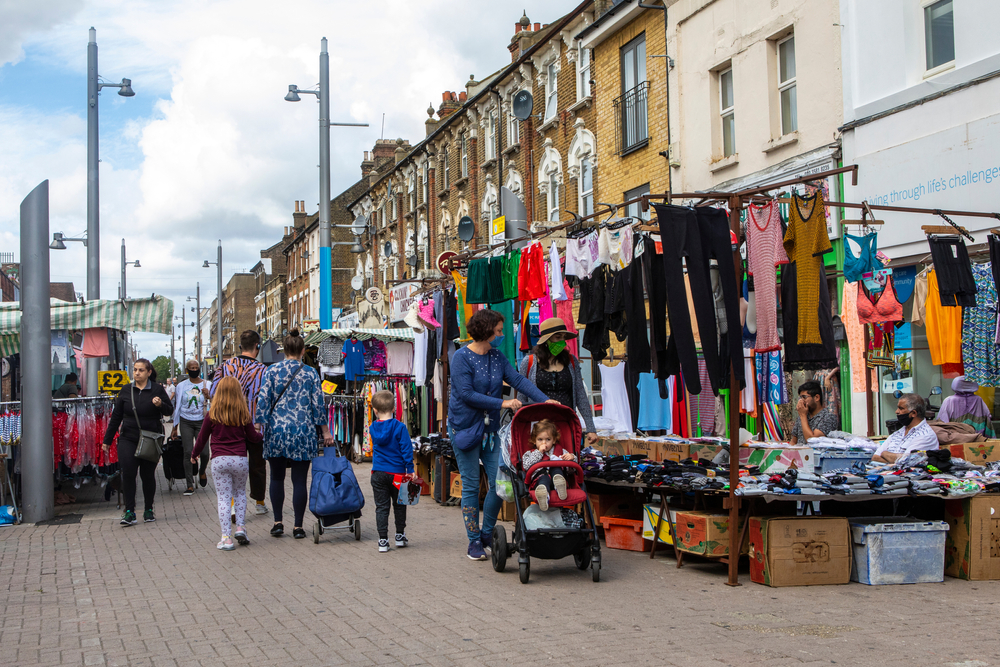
{"left": 98, "top": 370, "right": 130, "bottom": 395}
{"left": 322, "top": 380, "right": 338, "bottom": 394}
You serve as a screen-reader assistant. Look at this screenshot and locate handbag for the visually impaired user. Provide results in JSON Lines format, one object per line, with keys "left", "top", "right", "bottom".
{"left": 131, "top": 384, "right": 165, "bottom": 463}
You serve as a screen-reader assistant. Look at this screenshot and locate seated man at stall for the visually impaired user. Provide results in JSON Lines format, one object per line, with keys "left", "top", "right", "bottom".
{"left": 789, "top": 381, "right": 839, "bottom": 444}
{"left": 54, "top": 372, "right": 80, "bottom": 399}
{"left": 872, "top": 393, "right": 939, "bottom": 463}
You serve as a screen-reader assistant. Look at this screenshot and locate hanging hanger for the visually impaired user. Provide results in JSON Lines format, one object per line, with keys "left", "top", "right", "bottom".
{"left": 842, "top": 200, "right": 884, "bottom": 230}
{"left": 923, "top": 210, "right": 974, "bottom": 242}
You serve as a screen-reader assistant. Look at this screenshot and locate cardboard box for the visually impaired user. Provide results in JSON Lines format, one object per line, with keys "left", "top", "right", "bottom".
{"left": 599, "top": 437, "right": 628, "bottom": 457}
{"left": 675, "top": 511, "right": 732, "bottom": 556}
{"left": 658, "top": 442, "right": 691, "bottom": 463}
{"left": 740, "top": 446, "right": 814, "bottom": 474}
{"left": 689, "top": 443, "right": 723, "bottom": 462}
{"left": 415, "top": 456, "right": 432, "bottom": 496}
{"left": 499, "top": 501, "right": 517, "bottom": 522}
{"left": 944, "top": 496, "right": 1000, "bottom": 580}
{"left": 590, "top": 492, "right": 643, "bottom": 522}
{"left": 627, "top": 439, "right": 657, "bottom": 459}
{"left": 642, "top": 503, "right": 676, "bottom": 544}
{"left": 749, "top": 516, "right": 852, "bottom": 587}
{"left": 449, "top": 471, "right": 462, "bottom": 499}
{"left": 947, "top": 442, "right": 1000, "bottom": 464}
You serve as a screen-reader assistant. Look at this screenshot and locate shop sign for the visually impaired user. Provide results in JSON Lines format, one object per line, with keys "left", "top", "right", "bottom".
{"left": 436, "top": 251, "right": 457, "bottom": 275}
{"left": 881, "top": 376, "right": 914, "bottom": 394}
{"left": 338, "top": 311, "right": 360, "bottom": 329}
{"left": 98, "top": 370, "right": 130, "bottom": 395}
{"left": 301, "top": 320, "right": 320, "bottom": 334}
{"left": 491, "top": 215, "right": 505, "bottom": 245}
{"left": 387, "top": 282, "right": 419, "bottom": 323}
{"left": 355, "top": 295, "right": 386, "bottom": 329}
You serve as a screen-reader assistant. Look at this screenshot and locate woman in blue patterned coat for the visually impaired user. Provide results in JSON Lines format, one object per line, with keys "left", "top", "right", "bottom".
{"left": 254, "top": 329, "right": 334, "bottom": 539}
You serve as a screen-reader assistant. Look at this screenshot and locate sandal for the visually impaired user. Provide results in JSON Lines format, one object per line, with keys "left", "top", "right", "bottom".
{"left": 216, "top": 537, "right": 235, "bottom": 551}
{"left": 270, "top": 522, "right": 284, "bottom": 537}
{"left": 293, "top": 527, "right": 306, "bottom": 539}
{"left": 234, "top": 527, "right": 249, "bottom": 546}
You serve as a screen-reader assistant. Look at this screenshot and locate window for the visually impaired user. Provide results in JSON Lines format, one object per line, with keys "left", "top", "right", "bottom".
{"left": 579, "top": 157, "right": 593, "bottom": 217}
{"left": 624, "top": 183, "right": 650, "bottom": 221}
{"left": 485, "top": 110, "right": 496, "bottom": 161}
{"left": 443, "top": 147, "right": 450, "bottom": 188}
{"left": 508, "top": 100, "right": 520, "bottom": 145}
{"left": 547, "top": 173, "right": 561, "bottom": 221}
{"left": 924, "top": 0, "right": 954, "bottom": 71}
{"left": 777, "top": 36, "right": 797, "bottom": 135}
{"left": 719, "top": 67, "right": 736, "bottom": 157}
{"left": 379, "top": 204, "right": 385, "bottom": 228}
{"left": 578, "top": 45, "right": 592, "bottom": 100}
{"left": 615, "top": 34, "right": 648, "bottom": 154}
{"left": 545, "top": 62, "right": 559, "bottom": 120}
{"left": 421, "top": 162, "right": 428, "bottom": 203}
{"left": 389, "top": 185, "right": 396, "bottom": 220}
{"left": 408, "top": 172, "right": 416, "bottom": 211}
{"left": 460, "top": 133, "right": 468, "bottom": 177}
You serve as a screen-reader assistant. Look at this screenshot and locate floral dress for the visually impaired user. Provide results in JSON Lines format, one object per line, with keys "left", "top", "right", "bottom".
{"left": 254, "top": 360, "right": 326, "bottom": 461}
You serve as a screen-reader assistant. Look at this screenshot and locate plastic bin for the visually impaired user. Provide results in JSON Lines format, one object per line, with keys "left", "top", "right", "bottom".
{"left": 814, "top": 449, "right": 872, "bottom": 473}
{"left": 850, "top": 517, "right": 949, "bottom": 585}
{"left": 600, "top": 517, "right": 649, "bottom": 552}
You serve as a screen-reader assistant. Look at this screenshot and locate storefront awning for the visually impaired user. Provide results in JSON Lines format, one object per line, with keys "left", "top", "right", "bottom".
{"left": 0, "top": 295, "right": 174, "bottom": 356}
{"left": 303, "top": 327, "right": 416, "bottom": 346}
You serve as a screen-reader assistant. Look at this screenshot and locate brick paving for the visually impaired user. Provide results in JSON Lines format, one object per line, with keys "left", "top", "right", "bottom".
{"left": 2, "top": 463, "right": 999, "bottom": 667}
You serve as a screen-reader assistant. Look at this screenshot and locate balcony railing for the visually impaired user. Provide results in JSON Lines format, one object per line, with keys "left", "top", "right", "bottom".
{"left": 613, "top": 81, "right": 650, "bottom": 155}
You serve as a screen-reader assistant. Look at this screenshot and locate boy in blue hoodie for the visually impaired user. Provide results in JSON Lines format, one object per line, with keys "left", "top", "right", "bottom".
{"left": 369, "top": 390, "right": 415, "bottom": 552}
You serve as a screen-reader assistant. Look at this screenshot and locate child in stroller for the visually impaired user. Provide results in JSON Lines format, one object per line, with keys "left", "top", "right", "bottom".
{"left": 521, "top": 420, "right": 577, "bottom": 512}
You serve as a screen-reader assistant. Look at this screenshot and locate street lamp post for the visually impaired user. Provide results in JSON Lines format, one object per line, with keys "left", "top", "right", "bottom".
{"left": 87, "top": 26, "right": 134, "bottom": 396}
{"left": 203, "top": 241, "right": 222, "bottom": 365}
{"left": 188, "top": 286, "right": 200, "bottom": 359}
{"left": 120, "top": 238, "right": 139, "bottom": 299}
{"left": 285, "top": 37, "right": 368, "bottom": 330}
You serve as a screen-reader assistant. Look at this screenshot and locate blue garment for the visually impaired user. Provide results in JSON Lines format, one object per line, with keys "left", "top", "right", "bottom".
{"left": 254, "top": 360, "right": 326, "bottom": 461}
{"left": 637, "top": 373, "right": 672, "bottom": 432}
{"left": 843, "top": 232, "right": 880, "bottom": 283}
{"left": 343, "top": 339, "right": 365, "bottom": 381}
{"left": 369, "top": 418, "right": 414, "bottom": 474}
{"left": 450, "top": 425, "right": 501, "bottom": 542}
{"left": 447, "top": 345, "right": 549, "bottom": 433}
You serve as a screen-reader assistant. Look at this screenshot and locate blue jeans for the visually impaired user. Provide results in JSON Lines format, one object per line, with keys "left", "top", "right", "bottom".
{"left": 450, "top": 427, "right": 501, "bottom": 542}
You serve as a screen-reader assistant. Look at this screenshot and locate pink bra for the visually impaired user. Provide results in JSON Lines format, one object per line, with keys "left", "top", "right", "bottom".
{"left": 857, "top": 277, "right": 903, "bottom": 324}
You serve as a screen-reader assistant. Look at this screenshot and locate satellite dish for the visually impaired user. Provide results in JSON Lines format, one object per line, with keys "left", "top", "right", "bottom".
{"left": 384, "top": 241, "right": 393, "bottom": 257}
{"left": 351, "top": 214, "right": 368, "bottom": 236}
{"left": 457, "top": 215, "right": 475, "bottom": 242}
{"left": 512, "top": 89, "right": 533, "bottom": 121}
{"left": 407, "top": 254, "right": 418, "bottom": 267}
{"left": 350, "top": 275, "right": 364, "bottom": 290}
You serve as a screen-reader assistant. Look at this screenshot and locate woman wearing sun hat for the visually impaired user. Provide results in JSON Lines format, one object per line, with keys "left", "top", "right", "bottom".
{"left": 517, "top": 317, "right": 598, "bottom": 446}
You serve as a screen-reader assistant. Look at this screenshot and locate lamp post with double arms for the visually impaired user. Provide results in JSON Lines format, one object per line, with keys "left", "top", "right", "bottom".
{"left": 203, "top": 241, "right": 223, "bottom": 366}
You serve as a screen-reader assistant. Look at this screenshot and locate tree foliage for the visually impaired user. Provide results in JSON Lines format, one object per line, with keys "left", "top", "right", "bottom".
{"left": 151, "top": 355, "right": 179, "bottom": 382}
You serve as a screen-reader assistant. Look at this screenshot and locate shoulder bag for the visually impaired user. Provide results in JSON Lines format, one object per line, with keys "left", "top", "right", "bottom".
{"left": 132, "top": 384, "right": 166, "bottom": 463}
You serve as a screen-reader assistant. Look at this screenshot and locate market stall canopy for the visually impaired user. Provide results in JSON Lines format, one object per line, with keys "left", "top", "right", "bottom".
{"left": 0, "top": 296, "right": 174, "bottom": 356}
{"left": 303, "top": 327, "right": 416, "bottom": 347}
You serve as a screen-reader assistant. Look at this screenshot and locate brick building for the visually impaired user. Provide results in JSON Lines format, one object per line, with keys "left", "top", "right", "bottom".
{"left": 252, "top": 236, "right": 290, "bottom": 339}
{"left": 220, "top": 273, "right": 255, "bottom": 359}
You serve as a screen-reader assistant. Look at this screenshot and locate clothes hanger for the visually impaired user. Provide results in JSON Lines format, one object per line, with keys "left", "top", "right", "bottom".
{"left": 922, "top": 211, "right": 974, "bottom": 242}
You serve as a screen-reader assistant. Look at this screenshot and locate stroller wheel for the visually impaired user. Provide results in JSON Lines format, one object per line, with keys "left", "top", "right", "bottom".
{"left": 592, "top": 559, "right": 601, "bottom": 583}
{"left": 491, "top": 525, "right": 508, "bottom": 573}
{"left": 354, "top": 519, "right": 361, "bottom": 541}
{"left": 574, "top": 548, "right": 591, "bottom": 570}
{"left": 519, "top": 559, "right": 530, "bottom": 584}
{"left": 313, "top": 522, "right": 320, "bottom": 544}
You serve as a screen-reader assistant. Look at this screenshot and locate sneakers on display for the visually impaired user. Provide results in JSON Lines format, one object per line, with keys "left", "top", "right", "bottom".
{"left": 143, "top": 509, "right": 156, "bottom": 523}
{"left": 467, "top": 539, "right": 487, "bottom": 561}
{"left": 535, "top": 484, "right": 550, "bottom": 512}
{"left": 394, "top": 533, "right": 408, "bottom": 548}
{"left": 378, "top": 539, "right": 390, "bottom": 553}
{"left": 120, "top": 510, "right": 137, "bottom": 526}
{"left": 553, "top": 474, "right": 568, "bottom": 501}
{"left": 254, "top": 503, "right": 269, "bottom": 515}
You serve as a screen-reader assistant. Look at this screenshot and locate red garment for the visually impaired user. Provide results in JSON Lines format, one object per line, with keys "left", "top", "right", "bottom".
{"left": 857, "top": 278, "right": 903, "bottom": 325}
{"left": 555, "top": 280, "right": 578, "bottom": 358}
{"left": 82, "top": 328, "right": 110, "bottom": 358}
{"left": 518, "top": 244, "right": 546, "bottom": 301}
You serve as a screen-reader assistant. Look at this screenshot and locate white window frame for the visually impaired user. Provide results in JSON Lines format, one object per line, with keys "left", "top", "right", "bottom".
{"left": 923, "top": 0, "right": 955, "bottom": 75}
{"left": 507, "top": 102, "right": 520, "bottom": 145}
{"left": 443, "top": 146, "right": 450, "bottom": 189}
{"left": 485, "top": 110, "right": 497, "bottom": 161}
{"left": 545, "top": 62, "right": 559, "bottom": 121}
{"left": 421, "top": 162, "right": 428, "bottom": 204}
{"left": 407, "top": 172, "right": 416, "bottom": 211}
{"left": 577, "top": 45, "right": 592, "bottom": 100}
{"left": 460, "top": 133, "right": 469, "bottom": 177}
{"left": 547, "top": 172, "right": 560, "bottom": 222}
{"left": 719, "top": 67, "right": 736, "bottom": 158}
{"left": 579, "top": 156, "right": 593, "bottom": 217}
{"left": 777, "top": 36, "right": 797, "bottom": 135}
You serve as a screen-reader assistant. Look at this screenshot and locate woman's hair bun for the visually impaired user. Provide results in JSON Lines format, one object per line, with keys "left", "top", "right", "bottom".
{"left": 288, "top": 328, "right": 300, "bottom": 338}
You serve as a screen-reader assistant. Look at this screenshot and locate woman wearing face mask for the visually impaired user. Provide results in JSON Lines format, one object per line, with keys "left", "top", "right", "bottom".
{"left": 447, "top": 309, "right": 558, "bottom": 561}
{"left": 517, "top": 318, "right": 598, "bottom": 447}
{"left": 172, "top": 358, "right": 211, "bottom": 495}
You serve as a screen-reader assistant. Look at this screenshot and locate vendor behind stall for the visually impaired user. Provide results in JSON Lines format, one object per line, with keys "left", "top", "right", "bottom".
{"left": 873, "top": 394, "right": 939, "bottom": 463}
{"left": 937, "top": 376, "right": 994, "bottom": 437}
{"left": 789, "top": 381, "right": 838, "bottom": 444}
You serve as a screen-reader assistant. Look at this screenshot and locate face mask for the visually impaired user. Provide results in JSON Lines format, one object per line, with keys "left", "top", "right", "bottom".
{"left": 547, "top": 341, "right": 567, "bottom": 356}
{"left": 490, "top": 335, "right": 505, "bottom": 349}
{"left": 896, "top": 412, "right": 914, "bottom": 427}
{"left": 188, "top": 369, "right": 200, "bottom": 379}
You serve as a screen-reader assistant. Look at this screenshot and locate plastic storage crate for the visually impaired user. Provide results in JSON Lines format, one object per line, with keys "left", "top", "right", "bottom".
{"left": 600, "top": 517, "right": 649, "bottom": 552}
{"left": 850, "top": 517, "right": 949, "bottom": 585}
{"left": 814, "top": 449, "right": 872, "bottom": 473}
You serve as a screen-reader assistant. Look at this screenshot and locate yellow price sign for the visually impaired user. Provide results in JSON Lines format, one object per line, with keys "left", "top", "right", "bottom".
{"left": 98, "top": 370, "right": 130, "bottom": 395}
{"left": 322, "top": 380, "right": 338, "bottom": 394}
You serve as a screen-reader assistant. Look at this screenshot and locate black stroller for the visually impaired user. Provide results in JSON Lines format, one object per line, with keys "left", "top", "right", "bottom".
{"left": 161, "top": 435, "right": 185, "bottom": 490}
{"left": 309, "top": 444, "right": 365, "bottom": 543}
{"left": 491, "top": 404, "right": 601, "bottom": 583}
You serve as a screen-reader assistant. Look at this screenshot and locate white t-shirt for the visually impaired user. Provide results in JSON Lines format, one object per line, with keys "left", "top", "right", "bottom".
{"left": 386, "top": 341, "right": 414, "bottom": 376}
{"left": 874, "top": 419, "right": 939, "bottom": 459}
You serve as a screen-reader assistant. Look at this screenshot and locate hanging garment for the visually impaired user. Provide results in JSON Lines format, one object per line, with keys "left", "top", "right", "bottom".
{"left": 500, "top": 251, "right": 519, "bottom": 301}
{"left": 925, "top": 269, "right": 964, "bottom": 365}
{"left": 740, "top": 349, "right": 757, "bottom": 414}
{"left": 755, "top": 349, "right": 787, "bottom": 405}
{"left": 636, "top": 373, "right": 672, "bottom": 432}
{"left": 842, "top": 232, "right": 881, "bottom": 283}
{"left": 911, "top": 268, "right": 929, "bottom": 327}
{"left": 623, "top": 258, "right": 651, "bottom": 375}
{"left": 691, "top": 357, "right": 716, "bottom": 436}
{"left": 640, "top": 235, "right": 668, "bottom": 379}
{"left": 412, "top": 330, "right": 428, "bottom": 385}
{"left": 565, "top": 231, "right": 599, "bottom": 280}
{"left": 747, "top": 201, "right": 789, "bottom": 352}
{"left": 465, "top": 258, "right": 489, "bottom": 305}
{"left": 781, "top": 259, "right": 838, "bottom": 372}
{"left": 518, "top": 243, "right": 547, "bottom": 301}
{"left": 598, "top": 225, "right": 634, "bottom": 269}
{"left": 451, "top": 270, "right": 474, "bottom": 338}
{"left": 82, "top": 328, "right": 111, "bottom": 358}
{"left": 866, "top": 323, "right": 895, "bottom": 368}
{"left": 343, "top": 339, "right": 366, "bottom": 381}
{"left": 842, "top": 280, "right": 869, "bottom": 393}
{"left": 385, "top": 341, "right": 414, "bottom": 376}
{"left": 578, "top": 267, "right": 608, "bottom": 362}
{"left": 783, "top": 192, "right": 833, "bottom": 345}
{"left": 928, "top": 236, "right": 977, "bottom": 307}
{"left": 604, "top": 268, "right": 628, "bottom": 342}
{"left": 857, "top": 277, "right": 904, "bottom": 325}
{"left": 549, "top": 242, "right": 567, "bottom": 302}
{"left": 555, "top": 281, "right": 579, "bottom": 358}
{"left": 363, "top": 339, "right": 387, "bottom": 373}
{"left": 961, "top": 263, "right": 1000, "bottom": 386}
{"left": 695, "top": 206, "right": 744, "bottom": 391}
{"left": 599, "top": 362, "right": 633, "bottom": 433}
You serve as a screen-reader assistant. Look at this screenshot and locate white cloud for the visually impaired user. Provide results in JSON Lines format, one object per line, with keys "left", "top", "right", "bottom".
{"left": 0, "top": 0, "right": 84, "bottom": 67}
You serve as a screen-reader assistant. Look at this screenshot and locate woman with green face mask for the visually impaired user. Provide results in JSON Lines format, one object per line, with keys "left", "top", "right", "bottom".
{"left": 517, "top": 318, "right": 598, "bottom": 446}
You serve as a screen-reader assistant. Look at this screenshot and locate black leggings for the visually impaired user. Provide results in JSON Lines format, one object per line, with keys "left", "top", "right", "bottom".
{"left": 370, "top": 470, "right": 407, "bottom": 540}
{"left": 118, "top": 439, "right": 157, "bottom": 512}
{"left": 268, "top": 457, "right": 311, "bottom": 527}
{"left": 929, "top": 236, "right": 977, "bottom": 307}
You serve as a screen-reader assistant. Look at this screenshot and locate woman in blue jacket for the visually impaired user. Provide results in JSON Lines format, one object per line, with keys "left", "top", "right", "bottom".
{"left": 448, "top": 309, "right": 555, "bottom": 561}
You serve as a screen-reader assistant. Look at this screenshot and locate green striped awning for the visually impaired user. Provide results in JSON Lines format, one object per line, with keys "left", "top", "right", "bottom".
{"left": 0, "top": 295, "right": 174, "bottom": 356}
{"left": 304, "top": 327, "right": 415, "bottom": 346}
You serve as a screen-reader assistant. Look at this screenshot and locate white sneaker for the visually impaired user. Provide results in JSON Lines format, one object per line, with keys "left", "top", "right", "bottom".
{"left": 536, "top": 484, "right": 549, "bottom": 512}
{"left": 378, "top": 539, "right": 390, "bottom": 553}
{"left": 553, "top": 474, "right": 568, "bottom": 500}
{"left": 394, "top": 533, "right": 408, "bottom": 548}
{"left": 254, "top": 503, "right": 269, "bottom": 515}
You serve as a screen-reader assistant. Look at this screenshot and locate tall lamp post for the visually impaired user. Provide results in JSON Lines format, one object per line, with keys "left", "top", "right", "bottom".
{"left": 87, "top": 26, "right": 134, "bottom": 396}
{"left": 120, "top": 239, "right": 139, "bottom": 299}
{"left": 203, "top": 241, "right": 222, "bottom": 366}
{"left": 188, "top": 286, "right": 200, "bottom": 360}
{"left": 285, "top": 36, "right": 368, "bottom": 330}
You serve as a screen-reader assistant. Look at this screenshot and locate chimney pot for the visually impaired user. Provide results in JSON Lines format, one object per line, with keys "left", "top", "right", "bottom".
{"left": 515, "top": 23, "right": 521, "bottom": 34}
{"left": 459, "top": 91, "right": 467, "bottom": 102}
{"left": 534, "top": 23, "right": 540, "bottom": 31}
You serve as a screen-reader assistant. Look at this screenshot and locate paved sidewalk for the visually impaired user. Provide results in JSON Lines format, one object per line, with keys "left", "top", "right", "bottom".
{"left": 1, "top": 462, "right": 999, "bottom": 667}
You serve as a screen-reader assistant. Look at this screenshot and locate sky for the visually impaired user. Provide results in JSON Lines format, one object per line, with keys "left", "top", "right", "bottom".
{"left": 0, "top": 0, "right": 581, "bottom": 362}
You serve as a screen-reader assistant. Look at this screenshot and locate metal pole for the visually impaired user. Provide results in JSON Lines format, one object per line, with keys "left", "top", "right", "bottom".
{"left": 20, "top": 180, "right": 54, "bottom": 523}
{"left": 170, "top": 328, "right": 175, "bottom": 379}
{"left": 195, "top": 282, "right": 201, "bottom": 360}
{"left": 217, "top": 241, "right": 223, "bottom": 363}
{"left": 120, "top": 238, "right": 126, "bottom": 299}
{"left": 318, "top": 37, "right": 332, "bottom": 330}
{"left": 85, "top": 27, "right": 100, "bottom": 397}
{"left": 181, "top": 316, "right": 186, "bottom": 363}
